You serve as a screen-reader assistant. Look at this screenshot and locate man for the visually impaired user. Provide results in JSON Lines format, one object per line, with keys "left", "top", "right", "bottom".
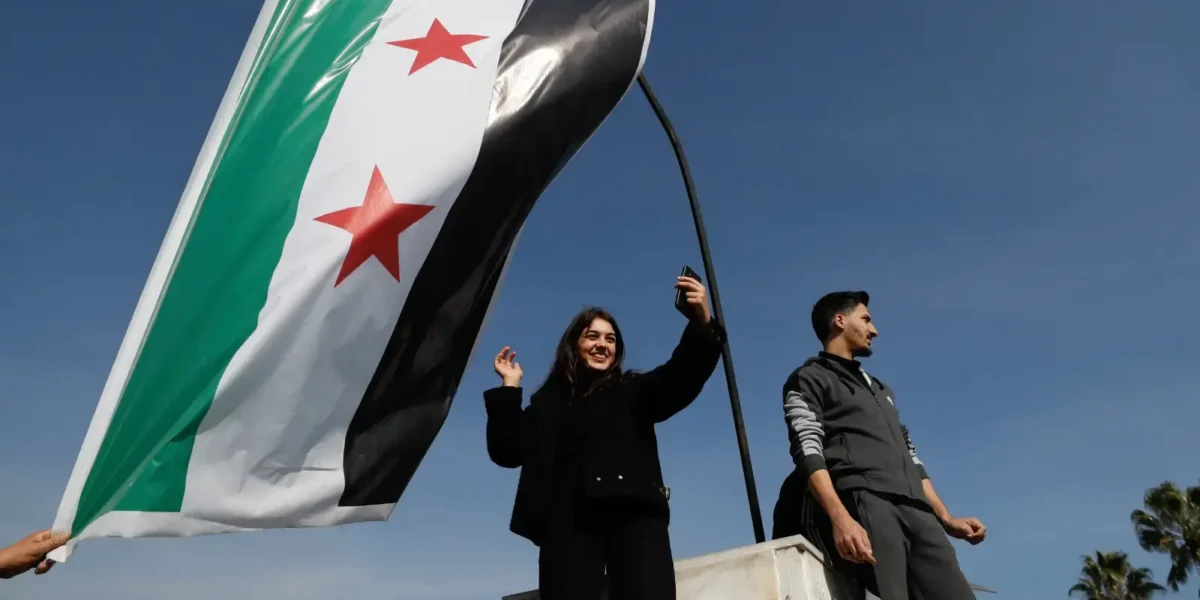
{"left": 0, "top": 529, "right": 68, "bottom": 579}
{"left": 772, "top": 290, "right": 984, "bottom": 600}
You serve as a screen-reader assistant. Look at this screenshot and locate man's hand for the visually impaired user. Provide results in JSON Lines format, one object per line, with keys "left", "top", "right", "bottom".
{"left": 942, "top": 516, "right": 987, "bottom": 545}
{"left": 832, "top": 515, "right": 876, "bottom": 565}
{"left": 0, "top": 530, "right": 70, "bottom": 579}
{"left": 807, "top": 470, "right": 874, "bottom": 565}
{"left": 921, "top": 479, "right": 986, "bottom": 545}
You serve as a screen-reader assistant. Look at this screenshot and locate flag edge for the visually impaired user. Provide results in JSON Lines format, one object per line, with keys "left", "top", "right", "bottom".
{"left": 48, "top": 0, "right": 288, "bottom": 562}
{"left": 69, "top": 503, "right": 394, "bottom": 542}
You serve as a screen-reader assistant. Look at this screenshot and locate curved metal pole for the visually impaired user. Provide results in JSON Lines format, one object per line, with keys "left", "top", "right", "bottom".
{"left": 635, "top": 76, "right": 997, "bottom": 595}
{"left": 636, "top": 73, "right": 766, "bottom": 544}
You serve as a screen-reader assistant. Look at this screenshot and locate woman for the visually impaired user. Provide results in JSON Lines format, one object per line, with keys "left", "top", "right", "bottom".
{"left": 484, "top": 274, "right": 724, "bottom": 600}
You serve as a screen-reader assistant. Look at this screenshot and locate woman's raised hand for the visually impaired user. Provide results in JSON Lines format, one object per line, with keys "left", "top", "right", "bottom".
{"left": 675, "top": 276, "right": 712, "bottom": 324}
{"left": 493, "top": 346, "right": 523, "bottom": 387}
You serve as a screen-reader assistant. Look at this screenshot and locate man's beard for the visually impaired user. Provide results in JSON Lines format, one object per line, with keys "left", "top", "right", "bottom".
{"left": 851, "top": 345, "right": 873, "bottom": 358}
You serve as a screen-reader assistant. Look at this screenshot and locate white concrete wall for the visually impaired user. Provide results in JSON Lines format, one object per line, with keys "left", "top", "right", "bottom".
{"left": 501, "top": 534, "right": 876, "bottom": 600}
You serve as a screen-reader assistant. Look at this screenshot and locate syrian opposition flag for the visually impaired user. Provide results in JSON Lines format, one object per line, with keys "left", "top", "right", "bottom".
{"left": 50, "top": 0, "right": 653, "bottom": 561}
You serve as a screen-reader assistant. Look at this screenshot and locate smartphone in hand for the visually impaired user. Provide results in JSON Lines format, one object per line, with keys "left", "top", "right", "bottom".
{"left": 675, "top": 265, "right": 702, "bottom": 315}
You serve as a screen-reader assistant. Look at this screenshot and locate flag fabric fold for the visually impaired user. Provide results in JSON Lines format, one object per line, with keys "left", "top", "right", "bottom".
{"left": 50, "top": 0, "right": 654, "bottom": 561}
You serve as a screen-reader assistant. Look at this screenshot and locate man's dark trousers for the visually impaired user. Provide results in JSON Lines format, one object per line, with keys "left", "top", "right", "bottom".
{"left": 851, "top": 490, "right": 975, "bottom": 600}
{"left": 797, "top": 489, "right": 975, "bottom": 600}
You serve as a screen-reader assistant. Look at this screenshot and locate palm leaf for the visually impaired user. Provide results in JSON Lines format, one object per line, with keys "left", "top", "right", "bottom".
{"left": 1069, "top": 580, "right": 1100, "bottom": 600}
{"left": 1125, "top": 566, "right": 1166, "bottom": 600}
{"left": 1131, "top": 480, "right": 1200, "bottom": 595}
{"left": 1071, "top": 551, "right": 1166, "bottom": 599}
{"left": 1132, "top": 509, "right": 1171, "bottom": 552}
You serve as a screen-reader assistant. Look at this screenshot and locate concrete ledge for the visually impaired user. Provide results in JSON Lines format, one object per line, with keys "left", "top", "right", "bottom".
{"left": 501, "top": 534, "right": 871, "bottom": 600}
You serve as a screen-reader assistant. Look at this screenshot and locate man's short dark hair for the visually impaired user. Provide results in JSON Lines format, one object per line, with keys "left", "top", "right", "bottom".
{"left": 811, "top": 291, "right": 870, "bottom": 343}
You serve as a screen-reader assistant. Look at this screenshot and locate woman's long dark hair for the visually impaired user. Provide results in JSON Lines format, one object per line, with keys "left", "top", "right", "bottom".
{"left": 537, "top": 307, "right": 627, "bottom": 400}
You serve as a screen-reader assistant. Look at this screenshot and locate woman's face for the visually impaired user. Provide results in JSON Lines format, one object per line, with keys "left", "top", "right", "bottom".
{"left": 576, "top": 317, "right": 617, "bottom": 372}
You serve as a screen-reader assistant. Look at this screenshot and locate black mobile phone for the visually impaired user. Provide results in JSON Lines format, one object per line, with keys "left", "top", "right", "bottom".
{"left": 675, "top": 265, "right": 702, "bottom": 314}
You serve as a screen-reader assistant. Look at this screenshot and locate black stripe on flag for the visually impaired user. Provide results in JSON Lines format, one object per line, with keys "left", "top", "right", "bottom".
{"left": 338, "top": 0, "right": 653, "bottom": 506}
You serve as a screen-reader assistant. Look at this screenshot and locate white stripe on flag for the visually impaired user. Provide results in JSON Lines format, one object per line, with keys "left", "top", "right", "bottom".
{"left": 72, "top": 503, "right": 393, "bottom": 540}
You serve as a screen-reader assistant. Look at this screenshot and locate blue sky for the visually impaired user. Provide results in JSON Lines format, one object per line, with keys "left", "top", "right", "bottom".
{"left": 1, "top": 1, "right": 1197, "bottom": 599}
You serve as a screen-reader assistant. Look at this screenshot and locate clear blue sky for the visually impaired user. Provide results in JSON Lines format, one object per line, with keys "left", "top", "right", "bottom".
{"left": 2, "top": 2, "right": 1197, "bottom": 599}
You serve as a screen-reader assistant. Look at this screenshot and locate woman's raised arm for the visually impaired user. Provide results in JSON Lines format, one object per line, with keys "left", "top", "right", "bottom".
{"left": 634, "top": 276, "right": 725, "bottom": 422}
{"left": 484, "top": 346, "right": 528, "bottom": 468}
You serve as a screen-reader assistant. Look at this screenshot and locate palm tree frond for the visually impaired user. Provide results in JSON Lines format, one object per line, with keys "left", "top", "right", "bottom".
{"left": 1166, "top": 560, "right": 1190, "bottom": 591}
{"left": 1073, "top": 550, "right": 1167, "bottom": 599}
{"left": 1132, "top": 510, "right": 1171, "bottom": 552}
{"left": 1133, "top": 479, "right": 1200, "bottom": 599}
{"left": 1126, "top": 566, "right": 1166, "bottom": 599}
{"left": 1068, "top": 581, "right": 1097, "bottom": 599}
{"left": 1187, "top": 483, "right": 1200, "bottom": 512}
{"left": 1144, "top": 482, "right": 1188, "bottom": 526}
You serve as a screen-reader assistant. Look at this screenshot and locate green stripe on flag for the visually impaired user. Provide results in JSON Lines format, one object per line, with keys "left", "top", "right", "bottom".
{"left": 72, "top": 0, "right": 395, "bottom": 534}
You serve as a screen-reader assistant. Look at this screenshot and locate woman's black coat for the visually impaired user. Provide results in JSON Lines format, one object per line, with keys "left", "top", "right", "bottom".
{"left": 483, "top": 319, "right": 725, "bottom": 546}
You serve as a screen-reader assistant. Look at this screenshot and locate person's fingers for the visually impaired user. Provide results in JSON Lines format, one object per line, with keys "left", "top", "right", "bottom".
{"left": 853, "top": 534, "right": 876, "bottom": 565}
{"left": 861, "top": 543, "right": 876, "bottom": 565}
{"left": 34, "top": 559, "right": 55, "bottom": 575}
{"left": 835, "top": 539, "right": 855, "bottom": 563}
{"left": 28, "top": 532, "right": 69, "bottom": 555}
{"left": 837, "top": 533, "right": 869, "bottom": 564}
{"left": 968, "top": 524, "right": 987, "bottom": 543}
{"left": 22, "top": 530, "right": 52, "bottom": 543}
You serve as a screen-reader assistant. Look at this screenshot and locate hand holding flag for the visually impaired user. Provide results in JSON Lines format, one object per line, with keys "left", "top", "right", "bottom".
{"left": 0, "top": 530, "right": 69, "bottom": 579}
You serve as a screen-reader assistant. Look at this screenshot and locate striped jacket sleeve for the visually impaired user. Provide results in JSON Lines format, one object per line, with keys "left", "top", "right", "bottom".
{"left": 900, "top": 424, "right": 930, "bottom": 480}
{"left": 782, "top": 369, "right": 827, "bottom": 478}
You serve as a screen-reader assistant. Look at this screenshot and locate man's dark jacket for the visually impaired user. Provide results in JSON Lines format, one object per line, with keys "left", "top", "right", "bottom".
{"left": 484, "top": 320, "right": 724, "bottom": 546}
{"left": 781, "top": 352, "right": 931, "bottom": 504}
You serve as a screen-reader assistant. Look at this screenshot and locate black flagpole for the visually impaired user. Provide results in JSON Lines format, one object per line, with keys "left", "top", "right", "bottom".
{"left": 636, "top": 74, "right": 767, "bottom": 545}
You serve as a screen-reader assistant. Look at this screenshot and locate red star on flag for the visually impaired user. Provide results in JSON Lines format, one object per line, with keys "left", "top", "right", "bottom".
{"left": 387, "top": 18, "right": 488, "bottom": 75}
{"left": 315, "top": 166, "right": 435, "bottom": 286}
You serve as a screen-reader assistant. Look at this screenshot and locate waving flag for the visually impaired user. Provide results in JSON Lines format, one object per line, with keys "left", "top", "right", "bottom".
{"left": 50, "top": 0, "right": 654, "bottom": 560}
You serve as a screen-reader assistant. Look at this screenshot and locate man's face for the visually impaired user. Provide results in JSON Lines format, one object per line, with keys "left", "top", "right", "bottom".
{"left": 836, "top": 304, "right": 878, "bottom": 357}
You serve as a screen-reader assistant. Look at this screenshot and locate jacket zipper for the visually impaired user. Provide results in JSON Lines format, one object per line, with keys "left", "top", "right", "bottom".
{"left": 827, "top": 361, "right": 921, "bottom": 499}
{"left": 860, "top": 370, "right": 918, "bottom": 498}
